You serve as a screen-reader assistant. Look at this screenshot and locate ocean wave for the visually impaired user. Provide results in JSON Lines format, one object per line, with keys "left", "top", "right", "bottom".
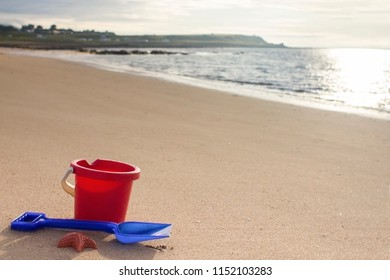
{"left": 10, "top": 47, "right": 390, "bottom": 119}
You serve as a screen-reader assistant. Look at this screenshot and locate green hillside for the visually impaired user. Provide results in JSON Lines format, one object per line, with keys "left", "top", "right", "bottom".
{"left": 0, "top": 24, "right": 286, "bottom": 49}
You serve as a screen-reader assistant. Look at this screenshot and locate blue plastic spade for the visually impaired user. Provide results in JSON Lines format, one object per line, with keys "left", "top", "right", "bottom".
{"left": 11, "top": 212, "right": 171, "bottom": 244}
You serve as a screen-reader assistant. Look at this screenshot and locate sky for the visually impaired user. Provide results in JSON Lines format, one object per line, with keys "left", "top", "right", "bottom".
{"left": 0, "top": 0, "right": 389, "bottom": 48}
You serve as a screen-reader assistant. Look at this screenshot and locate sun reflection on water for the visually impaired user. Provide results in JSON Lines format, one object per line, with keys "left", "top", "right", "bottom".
{"left": 326, "top": 48, "right": 390, "bottom": 110}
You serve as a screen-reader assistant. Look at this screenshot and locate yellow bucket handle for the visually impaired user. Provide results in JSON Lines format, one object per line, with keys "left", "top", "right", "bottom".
{"left": 61, "top": 167, "right": 75, "bottom": 197}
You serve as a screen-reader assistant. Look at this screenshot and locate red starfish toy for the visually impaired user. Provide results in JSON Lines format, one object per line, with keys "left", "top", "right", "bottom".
{"left": 57, "top": 232, "right": 97, "bottom": 252}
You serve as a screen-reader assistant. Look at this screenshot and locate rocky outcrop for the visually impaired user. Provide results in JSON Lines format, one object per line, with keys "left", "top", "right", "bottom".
{"left": 79, "top": 49, "right": 188, "bottom": 55}
{"left": 150, "top": 50, "right": 187, "bottom": 55}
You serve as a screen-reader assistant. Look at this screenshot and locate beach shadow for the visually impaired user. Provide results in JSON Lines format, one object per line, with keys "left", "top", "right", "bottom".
{"left": 0, "top": 227, "right": 159, "bottom": 260}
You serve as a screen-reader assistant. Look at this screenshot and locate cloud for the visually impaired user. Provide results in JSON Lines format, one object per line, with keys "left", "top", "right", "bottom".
{"left": 0, "top": 0, "right": 257, "bottom": 22}
{"left": 0, "top": 0, "right": 262, "bottom": 34}
{"left": 0, "top": 0, "right": 389, "bottom": 47}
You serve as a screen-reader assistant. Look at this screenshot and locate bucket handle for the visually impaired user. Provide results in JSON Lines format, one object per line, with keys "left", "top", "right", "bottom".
{"left": 61, "top": 167, "right": 75, "bottom": 197}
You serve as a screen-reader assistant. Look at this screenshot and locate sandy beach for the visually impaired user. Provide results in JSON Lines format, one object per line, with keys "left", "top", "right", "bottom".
{"left": 0, "top": 51, "right": 389, "bottom": 260}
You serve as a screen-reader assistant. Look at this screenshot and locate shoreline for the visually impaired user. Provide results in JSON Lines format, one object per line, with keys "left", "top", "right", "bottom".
{"left": 2, "top": 47, "right": 390, "bottom": 122}
{"left": 1, "top": 51, "right": 389, "bottom": 260}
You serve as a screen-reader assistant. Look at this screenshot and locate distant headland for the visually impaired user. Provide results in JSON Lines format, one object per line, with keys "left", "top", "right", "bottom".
{"left": 0, "top": 23, "right": 286, "bottom": 49}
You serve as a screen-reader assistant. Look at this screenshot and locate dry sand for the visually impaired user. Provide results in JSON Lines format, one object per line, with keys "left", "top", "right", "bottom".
{"left": 0, "top": 51, "right": 389, "bottom": 260}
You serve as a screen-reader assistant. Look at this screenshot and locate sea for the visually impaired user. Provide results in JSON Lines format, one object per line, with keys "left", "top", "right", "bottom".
{"left": 11, "top": 47, "right": 390, "bottom": 120}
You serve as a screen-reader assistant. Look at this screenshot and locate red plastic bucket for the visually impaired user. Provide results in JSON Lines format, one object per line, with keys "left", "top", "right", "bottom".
{"left": 61, "top": 159, "right": 140, "bottom": 223}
